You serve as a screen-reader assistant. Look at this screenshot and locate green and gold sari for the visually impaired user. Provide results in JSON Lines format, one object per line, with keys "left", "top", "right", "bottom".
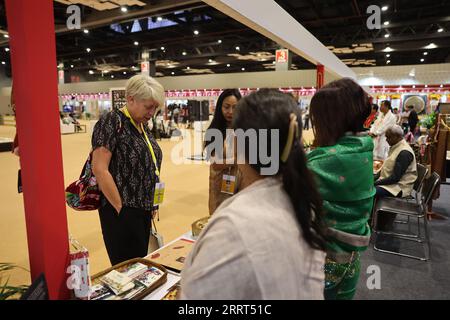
{"left": 307, "top": 134, "right": 375, "bottom": 300}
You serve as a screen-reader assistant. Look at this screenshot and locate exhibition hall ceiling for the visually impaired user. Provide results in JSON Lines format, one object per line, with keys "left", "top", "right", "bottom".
{"left": 0, "top": 0, "right": 448, "bottom": 80}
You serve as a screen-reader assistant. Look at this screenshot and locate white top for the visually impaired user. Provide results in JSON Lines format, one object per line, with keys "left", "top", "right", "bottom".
{"left": 180, "top": 177, "right": 326, "bottom": 300}
{"left": 370, "top": 110, "right": 397, "bottom": 160}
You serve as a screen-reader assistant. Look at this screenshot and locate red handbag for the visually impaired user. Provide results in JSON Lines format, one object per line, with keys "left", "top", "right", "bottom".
{"left": 65, "top": 152, "right": 101, "bottom": 211}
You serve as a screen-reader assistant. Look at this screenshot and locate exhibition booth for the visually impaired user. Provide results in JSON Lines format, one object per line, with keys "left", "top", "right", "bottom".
{"left": 2, "top": 0, "right": 450, "bottom": 302}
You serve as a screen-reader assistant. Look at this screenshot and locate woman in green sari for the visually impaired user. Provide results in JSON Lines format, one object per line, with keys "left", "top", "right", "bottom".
{"left": 307, "top": 78, "right": 376, "bottom": 300}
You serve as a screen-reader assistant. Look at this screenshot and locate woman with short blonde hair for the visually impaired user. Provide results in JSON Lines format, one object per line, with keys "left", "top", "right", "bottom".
{"left": 92, "top": 75, "right": 165, "bottom": 265}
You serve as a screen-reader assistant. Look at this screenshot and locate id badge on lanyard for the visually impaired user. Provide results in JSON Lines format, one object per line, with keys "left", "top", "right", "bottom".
{"left": 221, "top": 167, "right": 236, "bottom": 195}
{"left": 153, "top": 182, "right": 165, "bottom": 206}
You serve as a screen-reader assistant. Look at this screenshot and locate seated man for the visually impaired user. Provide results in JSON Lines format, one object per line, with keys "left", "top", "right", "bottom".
{"left": 374, "top": 125, "right": 418, "bottom": 231}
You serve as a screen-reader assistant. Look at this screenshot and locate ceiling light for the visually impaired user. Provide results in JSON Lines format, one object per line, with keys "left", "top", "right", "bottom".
{"left": 420, "top": 58, "right": 424, "bottom": 62}
{"left": 384, "top": 21, "right": 390, "bottom": 26}
{"left": 70, "top": 64, "right": 74, "bottom": 68}
{"left": 412, "top": 85, "right": 415, "bottom": 88}
{"left": 83, "top": 29, "right": 89, "bottom": 34}
{"left": 226, "top": 64, "right": 230, "bottom": 67}
{"left": 182, "top": 51, "right": 187, "bottom": 56}
{"left": 218, "top": 40, "right": 222, "bottom": 44}
{"left": 123, "top": 71, "right": 127, "bottom": 75}
{"left": 382, "top": 6, "right": 388, "bottom": 11}
{"left": 273, "top": 61, "right": 276, "bottom": 64}
{"left": 89, "top": 70, "right": 94, "bottom": 74}
{"left": 386, "top": 54, "right": 390, "bottom": 57}
{"left": 383, "top": 47, "right": 394, "bottom": 52}
{"left": 236, "top": 46, "right": 240, "bottom": 51}
{"left": 157, "top": 17, "right": 163, "bottom": 21}
{"left": 425, "top": 43, "right": 437, "bottom": 49}
{"left": 1, "top": 61, "right": 5, "bottom": 65}
{"left": 208, "top": 59, "right": 213, "bottom": 63}
{"left": 111, "top": 75, "right": 115, "bottom": 79}
{"left": 134, "top": 41, "right": 139, "bottom": 46}
{"left": 384, "top": 34, "right": 390, "bottom": 38}
{"left": 386, "top": 60, "right": 391, "bottom": 64}
{"left": 193, "top": 30, "right": 199, "bottom": 35}
{"left": 241, "top": 67, "right": 245, "bottom": 71}
{"left": 423, "top": 52, "right": 428, "bottom": 55}
{"left": 438, "top": 28, "right": 444, "bottom": 33}
{"left": 5, "top": 48, "right": 9, "bottom": 52}
{"left": 4, "top": 34, "right": 9, "bottom": 38}
{"left": 121, "top": 7, "right": 128, "bottom": 12}
{"left": 425, "top": 85, "right": 428, "bottom": 87}
{"left": 104, "top": 70, "right": 109, "bottom": 73}
{"left": 86, "top": 48, "right": 91, "bottom": 53}
{"left": 171, "top": 72, "right": 175, "bottom": 75}
{"left": 186, "top": 66, "right": 190, "bottom": 70}
{"left": 440, "top": 84, "right": 443, "bottom": 87}
{"left": 160, "top": 46, "right": 165, "bottom": 50}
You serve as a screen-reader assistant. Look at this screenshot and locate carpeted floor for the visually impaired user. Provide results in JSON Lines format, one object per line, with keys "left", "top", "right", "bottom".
{"left": 355, "top": 182, "right": 450, "bottom": 300}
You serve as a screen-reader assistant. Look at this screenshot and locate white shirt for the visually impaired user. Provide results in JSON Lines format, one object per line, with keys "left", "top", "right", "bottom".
{"left": 180, "top": 177, "right": 326, "bottom": 300}
{"left": 370, "top": 110, "right": 397, "bottom": 160}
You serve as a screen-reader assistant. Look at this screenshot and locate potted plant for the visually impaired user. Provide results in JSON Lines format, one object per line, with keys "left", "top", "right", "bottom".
{"left": 419, "top": 112, "right": 437, "bottom": 132}
{"left": 0, "top": 263, "right": 29, "bottom": 300}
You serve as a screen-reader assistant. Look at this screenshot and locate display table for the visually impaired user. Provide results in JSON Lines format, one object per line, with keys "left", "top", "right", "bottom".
{"left": 60, "top": 121, "right": 75, "bottom": 134}
{"left": 143, "top": 232, "right": 196, "bottom": 300}
{"left": 75, "top": 124, "right": 87, "bottom": 133}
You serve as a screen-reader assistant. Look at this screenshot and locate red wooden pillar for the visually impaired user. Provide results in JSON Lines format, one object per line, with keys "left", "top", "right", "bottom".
{"left": 316, "top": 64, "right": 325, "bottom": 89}
{"left": 5, "top": 0, "right": 70, "bottom": 299}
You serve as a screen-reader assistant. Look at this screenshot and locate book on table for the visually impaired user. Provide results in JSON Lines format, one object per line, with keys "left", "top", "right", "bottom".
{"left": 147, "top": 238, "right": 195, "bottom": 273}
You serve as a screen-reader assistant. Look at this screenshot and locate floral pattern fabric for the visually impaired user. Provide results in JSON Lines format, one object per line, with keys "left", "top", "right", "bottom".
{"left": 92, "top": 109, "right": 162, "bottom": 211}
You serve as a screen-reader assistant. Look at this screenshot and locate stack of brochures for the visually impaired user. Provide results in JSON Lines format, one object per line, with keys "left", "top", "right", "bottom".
{"left": 90, "top": 262, "right": 164, "bottom": 300}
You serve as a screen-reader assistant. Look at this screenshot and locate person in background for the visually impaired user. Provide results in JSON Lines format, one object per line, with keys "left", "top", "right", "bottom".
{"left": 204, "top": 89, "right": 242, "bottom": 215}
{"left": 173, "top": 105, "right": 180, "bottom": 126}
{"left": 393, "top": 108, "right": 400, "bottom": 124}
{"left": 308, "top": 78, "right": 375, "bottom": 300}
{"left": 92, "top": 75, "right": 165, "bottom": 266}
{"left": 399, "top": 106, "right": 411, "bottom": 133}
{"left": 374, "top": 125, "right": 417, "bottom": 231}
{"left": 68, "top": 112, "right": 82, "bottom": 131}
{"left": 364, "top": 104, "right": 378, "bottom": 129}
{"left": 303, "top": 106, "right": 310, "bottom": 130}
{"left": 180, "top": 89, "right": 327, "bottom": 299}
{"left": 407, "top": 105, "right": 419, "bottom": 136}
{"left": 369, "top": 100, "right": 397, "bottom": 160}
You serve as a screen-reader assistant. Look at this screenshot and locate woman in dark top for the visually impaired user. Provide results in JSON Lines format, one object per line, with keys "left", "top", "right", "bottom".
{"left": 92, "top": 75, "right": 165, "bottom": 265}
{"left": 407, "top": 105, "right": 419, "bottom": 135}
{"left": 204, "top": 89, "right": 242, "bottom": 215}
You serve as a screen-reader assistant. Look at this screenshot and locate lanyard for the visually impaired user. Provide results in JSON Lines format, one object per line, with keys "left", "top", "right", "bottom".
{"left": 121, "top": 107, "right": 160, "bottom": 178}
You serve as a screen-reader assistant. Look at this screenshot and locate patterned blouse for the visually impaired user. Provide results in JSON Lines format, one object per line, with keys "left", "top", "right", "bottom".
{"left": 92, "top": 109, "right": 162, "bottom": 211}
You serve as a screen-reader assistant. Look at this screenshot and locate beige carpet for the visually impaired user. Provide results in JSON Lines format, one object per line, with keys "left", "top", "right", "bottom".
{"left": 0, "top": 121, "right": 314, "bottom": 288}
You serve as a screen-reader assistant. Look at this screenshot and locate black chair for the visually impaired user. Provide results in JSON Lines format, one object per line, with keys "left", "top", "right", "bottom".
{"left": 373, "top": 172, "right": 440, "bottom": 261}
{"left": 394, "top": 163, "right": 428, "bottom": 225}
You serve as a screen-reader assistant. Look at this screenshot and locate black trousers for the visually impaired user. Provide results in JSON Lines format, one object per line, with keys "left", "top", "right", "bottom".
{"left": 303, "top": 117, "right": 310, "bottom": 130}
{"left": 98, "top": 201, "right": 152, "bottom": 266}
